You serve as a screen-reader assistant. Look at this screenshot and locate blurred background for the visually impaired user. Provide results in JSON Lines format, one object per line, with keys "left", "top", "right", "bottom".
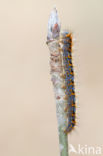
{"left": 0, "top": 0, "right": 103, "bottom": 156}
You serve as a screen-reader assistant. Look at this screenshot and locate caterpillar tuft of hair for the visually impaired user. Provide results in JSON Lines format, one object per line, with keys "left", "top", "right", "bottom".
{"left": 59, "top": 31, "right": 76, "bottom": 134}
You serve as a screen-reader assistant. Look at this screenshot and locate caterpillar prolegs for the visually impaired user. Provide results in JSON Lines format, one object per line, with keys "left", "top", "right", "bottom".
{"left": 59, "top": 32, "right": 76, "bottom": 133}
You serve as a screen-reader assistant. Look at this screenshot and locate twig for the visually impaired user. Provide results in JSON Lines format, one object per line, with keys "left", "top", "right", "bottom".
{"left": 46, "top": 8, "right": 69, "bottom": 156}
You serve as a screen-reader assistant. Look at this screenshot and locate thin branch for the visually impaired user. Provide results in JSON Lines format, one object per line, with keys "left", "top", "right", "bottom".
{"left": 46, "top": 8, "right": 69, "bottom": 156}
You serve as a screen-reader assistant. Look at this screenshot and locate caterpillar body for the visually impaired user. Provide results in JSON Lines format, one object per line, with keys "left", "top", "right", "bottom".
{"left": 60, "top": 31, "right": 76, "bottom": 133}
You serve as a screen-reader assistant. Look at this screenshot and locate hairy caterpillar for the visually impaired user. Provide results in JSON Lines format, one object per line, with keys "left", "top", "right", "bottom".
{"left": 60, "top": 31, "right": 76, "bottom": 133}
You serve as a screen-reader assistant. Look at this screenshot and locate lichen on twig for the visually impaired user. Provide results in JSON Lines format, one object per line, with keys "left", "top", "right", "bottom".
{"left": 46, "top": 8, "right": 69, "bottom": 156}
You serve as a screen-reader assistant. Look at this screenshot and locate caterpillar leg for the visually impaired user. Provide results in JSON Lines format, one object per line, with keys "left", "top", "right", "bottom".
{"left": 64, "top": 123, "right": 75, "bottom": 134}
